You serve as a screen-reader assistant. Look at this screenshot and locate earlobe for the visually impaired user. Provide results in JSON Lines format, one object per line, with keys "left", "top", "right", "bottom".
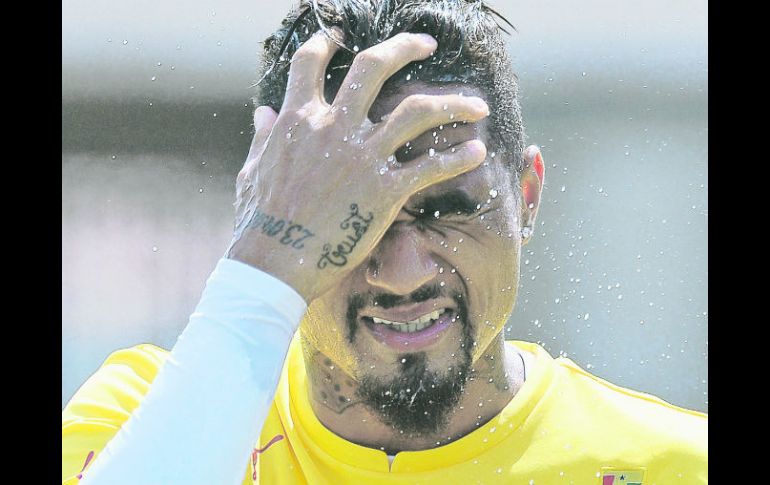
{"left": 519, "top": 146, "right": 544, "bottom": 244}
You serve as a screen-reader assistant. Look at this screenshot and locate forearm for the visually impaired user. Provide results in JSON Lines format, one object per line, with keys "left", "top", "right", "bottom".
{"left": 79, "top": 258, "right": 307, "bottom": 485}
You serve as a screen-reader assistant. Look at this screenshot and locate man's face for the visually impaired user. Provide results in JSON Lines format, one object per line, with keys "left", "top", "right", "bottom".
{"left": 300, "top": 82, "right": 524, "bottom": 428}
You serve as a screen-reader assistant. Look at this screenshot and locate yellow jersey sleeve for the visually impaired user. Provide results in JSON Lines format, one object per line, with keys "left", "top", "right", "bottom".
{"left": 62, "top": 344, "right": 258, "bottom": 485}
{"left": 61, "top": 344, "right": 169, "bottom": 483}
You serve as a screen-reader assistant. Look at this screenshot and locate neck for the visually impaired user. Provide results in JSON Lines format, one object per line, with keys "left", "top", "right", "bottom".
{"left": 304, "top": 333, "right": 525, "bottom": 454}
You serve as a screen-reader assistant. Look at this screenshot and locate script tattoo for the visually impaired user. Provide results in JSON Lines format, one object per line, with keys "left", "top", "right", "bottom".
{"left": 247, "top": 209, "right": 315, "bottom": 249}
{"left": 317, "top": 203, "right": 374, "bottom": 269}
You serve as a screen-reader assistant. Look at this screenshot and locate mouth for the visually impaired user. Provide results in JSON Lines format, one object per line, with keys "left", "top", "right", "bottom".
{"left": 360, "top": 303, "right": 458, "bottom": 351}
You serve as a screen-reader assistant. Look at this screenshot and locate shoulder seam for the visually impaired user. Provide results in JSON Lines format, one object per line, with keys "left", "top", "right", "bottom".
{"left": 556, "top": 358, "right": 708, "bottom": 419}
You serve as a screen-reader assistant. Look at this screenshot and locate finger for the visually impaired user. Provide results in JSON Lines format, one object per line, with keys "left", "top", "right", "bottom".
{"left": 246, "top": 106, "right": 279, "bottom": 161}
{"left": 370, "top": 94, "right": 489, "bottom": 156}
{"left": 285, "top": 28, "right": 344, "bottom": 109}
{"left": 239, "top": 106, "right": 278, "bottom": 185}
{"left": 391, "top": 139, "right": 487, "bottom": 193}
{"left": 333, "top": 32, "right": 437, "bottom": 120}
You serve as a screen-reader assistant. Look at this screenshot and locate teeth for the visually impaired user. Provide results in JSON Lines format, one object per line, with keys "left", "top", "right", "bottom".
{"left": 371, "top": 309, "right": 447, "bottom": 333}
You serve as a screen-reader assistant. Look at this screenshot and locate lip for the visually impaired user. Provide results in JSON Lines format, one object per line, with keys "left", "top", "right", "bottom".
{"left": 360, "top": 299, "right": 457, "bottom": 323}
{"left": 360, "top": 299, "right": 459, "bottom": 351}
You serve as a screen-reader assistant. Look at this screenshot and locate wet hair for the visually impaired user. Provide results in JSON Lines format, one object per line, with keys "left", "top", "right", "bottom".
{"left": 254, "top": 0, "right": 526, "bottom": 177}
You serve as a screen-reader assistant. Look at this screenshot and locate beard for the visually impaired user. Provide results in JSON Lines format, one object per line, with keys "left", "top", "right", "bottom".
{"left": 349, "top": 291, "right": 474, "bottom": 436}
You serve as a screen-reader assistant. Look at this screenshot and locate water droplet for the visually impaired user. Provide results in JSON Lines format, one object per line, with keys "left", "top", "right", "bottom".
{"left": 299, "top": 258, "right": 304, "bottom": 265}
{"left": 111, "top": 155, "right": 117, "bottom": 160}
{"left": 434, "top": 211, "right": 440, "bottom": 218}
{"left": 439, "top": 267, "right": 444, "bottom": 274}
{"left": 122, "top": 39, "right": 128, "bottom": 45}
{"left": 496, "top": 467, "right": 502, "bottom": 474}
{"left": 353, "top": 45, "right": 360, "bottom": 52}
{"left": 350, "top": 83, "right": 358, "bottom": 90}
{"left": 286, "top": 132, "right": 292, "bottom": 139}
{"left": 582, "top": 71, "right": 587, "bottom": 77}
{"left": 489, "top": 189, "right": 498, "bottom": 198}
{"left": 324, "top": 152, "right": 330, "bottom": 158}
{"left": 198, "top": 188, "right": 204, "bottom": 193}
{"left": 442, "top": 104, "right": 448, "bottom": 110}
{"left": 326, "top": 73, "right": 331, "bottom": 79}
{"left": 429, "top": 148, "right": 436, "bottom": 157}
{"left": 449, "top": 113, "right": 455, "bottom": 120}
{"left": 406, "top": 73, "right": 412, "bottom": 81}
{"left": 152, "top": 246, "right": 158, "bottom": 252}
{"left": 150, "top": 76, "right": 157, "bottom": 81}
{"left": 561, "top": 185, "right": 566, "bottom": 192}
{"left": 584, "top": 313, "right": 590, "bottom": 320}
{"left": 378, "top": 166, "right": 387, "bottom": 175}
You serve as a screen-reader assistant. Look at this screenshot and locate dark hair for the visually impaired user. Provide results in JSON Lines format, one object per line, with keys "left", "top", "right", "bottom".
{"left": 254, "top": 0, "right": 526, "bottom": 176}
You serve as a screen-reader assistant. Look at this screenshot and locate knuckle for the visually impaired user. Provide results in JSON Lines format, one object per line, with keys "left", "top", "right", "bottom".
{"left": 401, "top": 94, "right": 433, "bottom": 114}
{"left": 390, "top": 32, "right": 417, "bottom": 47}
{"left": 355, "top": 49, "right": 387, "bottom": 67}
{"left": 292, "top": 44, "right": 325, "bottom": 64}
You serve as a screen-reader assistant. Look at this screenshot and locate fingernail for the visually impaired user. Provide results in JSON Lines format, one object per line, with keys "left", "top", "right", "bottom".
{"left": 253, "top": 106, "right": 268, "bottom": 127}
{"left": 473, "top": 98, "right": 490, "bottom": 115}
{"left": 415, "top": 33, "right": 438, "bottom": 48}
{"left": 328, "top": 26, "right": 344, "bottom": 42}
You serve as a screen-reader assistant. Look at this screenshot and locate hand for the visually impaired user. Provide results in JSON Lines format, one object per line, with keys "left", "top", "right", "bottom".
{"left": 227, "top": 30, "right": 490, "bottom": 302}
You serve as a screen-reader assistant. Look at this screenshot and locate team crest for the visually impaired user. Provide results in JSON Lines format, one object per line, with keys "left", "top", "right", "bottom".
{"left": 599, "top": 467, "right": 646, "bottom": 485}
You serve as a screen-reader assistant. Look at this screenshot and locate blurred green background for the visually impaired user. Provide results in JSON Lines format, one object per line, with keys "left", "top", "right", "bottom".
{"left": 62, "top": 0, "right": 707, "bottom": 411}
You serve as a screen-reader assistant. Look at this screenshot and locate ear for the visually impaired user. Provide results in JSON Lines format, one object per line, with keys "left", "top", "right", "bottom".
{"left": 519, "top": 145, "right": 544, "bottom": 244}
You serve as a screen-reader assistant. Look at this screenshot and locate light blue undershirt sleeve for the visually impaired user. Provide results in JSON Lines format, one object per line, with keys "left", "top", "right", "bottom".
{"left": 80, "top": 258, "right": 307, "bottom": 485}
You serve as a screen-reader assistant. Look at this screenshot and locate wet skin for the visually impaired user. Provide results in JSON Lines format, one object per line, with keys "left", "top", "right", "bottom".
{"left": 301, "top": 82, "right": 539, "bottom": 453}
{"left": 229, "top": 31, "right": 544, "bottom": 454}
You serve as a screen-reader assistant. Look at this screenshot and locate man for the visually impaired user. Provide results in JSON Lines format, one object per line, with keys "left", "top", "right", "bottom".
{"left": 62, "top": 1, "right": 708, "bottom": 484}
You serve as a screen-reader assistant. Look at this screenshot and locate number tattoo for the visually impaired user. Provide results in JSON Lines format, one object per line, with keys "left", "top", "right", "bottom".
{"left": 246, "top": 210, "right": 314, "bottom": 249}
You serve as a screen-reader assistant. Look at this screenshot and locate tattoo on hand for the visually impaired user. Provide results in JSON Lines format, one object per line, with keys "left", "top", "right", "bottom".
{"left": 247, "top": 210, "right": 315, "bottom": 249}
{"left": 317, "top": 203, "right": 374, "bottom": 269}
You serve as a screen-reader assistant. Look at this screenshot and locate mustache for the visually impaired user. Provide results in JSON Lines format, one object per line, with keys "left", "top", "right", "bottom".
{"left": 373, "top": 283, "right": 443, "bottom": 309}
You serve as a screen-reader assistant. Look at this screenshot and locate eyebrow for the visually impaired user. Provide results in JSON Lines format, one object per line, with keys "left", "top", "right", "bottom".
{"left": 407, "top": 189, "right": 482, "bottom": 216}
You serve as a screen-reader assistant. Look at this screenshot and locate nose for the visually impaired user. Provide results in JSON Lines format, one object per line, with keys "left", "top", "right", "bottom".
{"left": 365, "top": 224, "right": 439, "bottom": 295}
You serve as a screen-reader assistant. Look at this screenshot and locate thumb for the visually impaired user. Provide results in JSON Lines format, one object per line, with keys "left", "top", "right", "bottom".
{"left": 246, "top": 106, "right": 278, "bottom": 161}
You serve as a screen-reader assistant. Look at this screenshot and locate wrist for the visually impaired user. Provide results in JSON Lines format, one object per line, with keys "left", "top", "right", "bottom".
{"left": 227, "top": 235, "right": 315, "bottom": 302}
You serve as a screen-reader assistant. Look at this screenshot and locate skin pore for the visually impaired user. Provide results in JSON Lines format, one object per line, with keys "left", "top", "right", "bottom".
{"left": 299, "top": 81, "right": 542, "bottom": 454}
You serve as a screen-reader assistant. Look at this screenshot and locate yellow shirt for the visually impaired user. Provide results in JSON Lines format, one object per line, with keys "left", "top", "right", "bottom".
{"left": 63, "top": 335, "right": 707, "bottom": 484}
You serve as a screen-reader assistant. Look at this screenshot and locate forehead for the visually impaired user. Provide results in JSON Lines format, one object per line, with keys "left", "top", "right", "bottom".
{"left": 369, "top": 81, "right": 503, "bottom": 195}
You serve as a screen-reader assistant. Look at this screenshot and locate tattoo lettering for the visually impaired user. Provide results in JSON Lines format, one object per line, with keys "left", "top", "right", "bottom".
{"left": 247, "top": 210, "right": 314, "bottom": 249}
{"left": 317, "top": 203, "right": 374, "bottom": 269}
